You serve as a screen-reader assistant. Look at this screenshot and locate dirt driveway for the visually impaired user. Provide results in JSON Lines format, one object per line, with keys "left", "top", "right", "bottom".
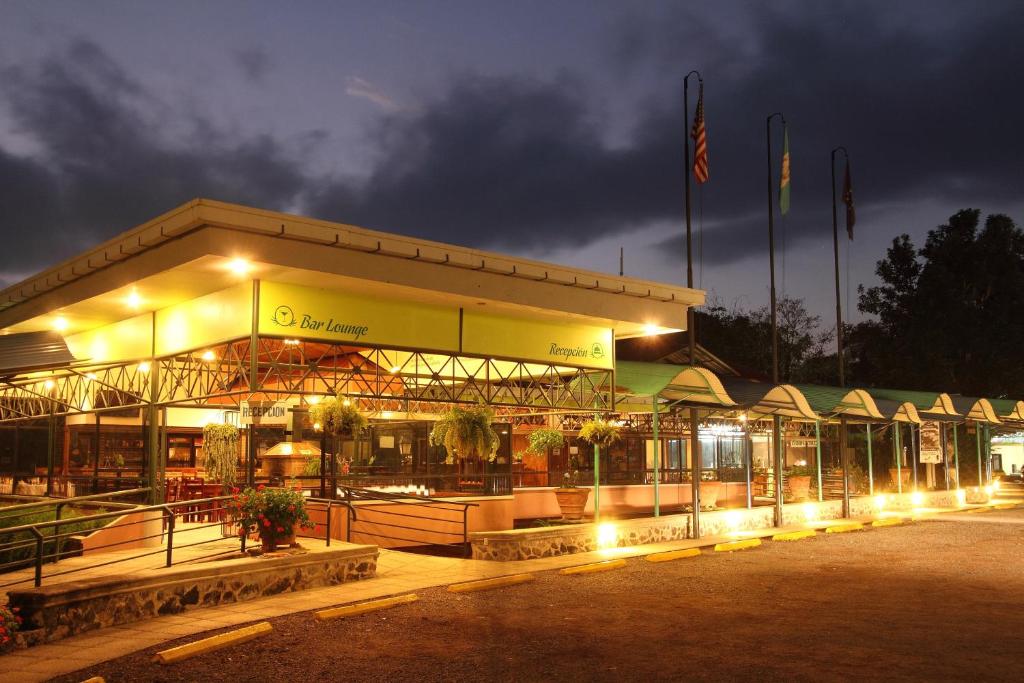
{"left": 56, "top": 509, "right": 1024, "bottom": 682}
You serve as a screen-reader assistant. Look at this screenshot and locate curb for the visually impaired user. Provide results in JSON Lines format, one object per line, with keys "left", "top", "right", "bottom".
{"left": 448, "top": 573, "right": 535, "bottom": 593}
{"left": 645, "top": 548, "right": 702, "bottom": 563}
{"left": 825, "top": 522, "right": 864, "bottom": 534}
{"left": 714, "top": 538, "right": 762, "bottom": 552}
{"left": 560, "top": 559, "right": 627, "bottom": 575}
{"left": 871, "top": 518, "right": 905, "bottom": 527}
{"left": 153, "top": 621, "right": 272, "bottom": 664}
{"left": 772, "top": 530, "right": 816, "bottom": 542}
{"left": 315, "top": 593, "right": 419, "bottom": 621}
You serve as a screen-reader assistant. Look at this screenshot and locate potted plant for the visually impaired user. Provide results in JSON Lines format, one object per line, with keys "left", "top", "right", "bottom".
{"left": 429, "top": 405, "right": 500, "bottom": 464}
{"left": 310, "top": 397, "right": 367, "bottom": 484}
{"left": 527, "top": 428, "right": 565, "bottom": 456}
{"left": 202, "top": 422, "right": 240, "bottom": 495}
{"left": 227, "top": 485, "right": 315, "bottom": 551}
{"left": 786, "top": 464, "right": 814, "bottom": 501}
{"left": 0, "top": 604, "right": 21, "bottom": 652}
{"left": 554, "top": 462, "right": 589, "bottom": 521}
{"left": 578, "top": 417, "right": 622, "bottom": 450}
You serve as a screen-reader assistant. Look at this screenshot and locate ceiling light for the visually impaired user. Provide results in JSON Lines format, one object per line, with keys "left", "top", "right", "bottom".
{"left": 389, "top": 365, "right": 401, "bottom": 374}
{"left": 307, "top": 395, "right": 321, "bottom": 405}
{"left": 227, "top": 258, "right": 252, "bottom": 275}
{"left": 127, "top": 289, "right": 142, "bottom": 309}
{"left": 44, "top": 379, "right": 55, "bottom": 390}
{"left": 53, "top": 317, "right": 69, "bottom": 332}
{"left": 138, "top": 361, "right": 151, "bottom": 374}
{"left": 201, "top": 350, "right": 216, "bottom": 362}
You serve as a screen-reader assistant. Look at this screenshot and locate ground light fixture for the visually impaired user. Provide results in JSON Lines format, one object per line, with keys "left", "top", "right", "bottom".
{"left": 992, "top": 479, "right": 1001, "bottom": 491}
{"left": 874, "top": 494, "right": 887, "bottom": 510}
{"left": 596, "top": 522, "right": 618, "bottom": 549}
{"left": 724, "top": 509, "right": 743, "bottom": 531}
{"left": 955, "top": 489, "right": 967, "bottom": 506}
{"left": 802, "top": 502, "right": 817, "bottom": 523}
{"left": 911, "top": 491, "right": 924, "bottom": 507}
{"left": 984, "top": 484, "right": 995, "bottom": 497}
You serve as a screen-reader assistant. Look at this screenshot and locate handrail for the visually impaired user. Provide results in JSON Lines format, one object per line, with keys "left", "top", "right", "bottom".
{"left": 0, "top": 487, "right": 151, "bottom": 515}
{"left": 338, "top": 484, "right": 479, "bottom": 508}
{"left": 0, "top": 495, "right": 230, "bottom": 537}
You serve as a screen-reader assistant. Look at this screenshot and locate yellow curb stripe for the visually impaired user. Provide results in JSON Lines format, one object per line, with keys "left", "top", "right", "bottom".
{"left": 966, "top": 507, "right": 991, "bottom": 513}
{"left": 315, "top": 593, "right": 419, "bottom": 621}
{"left": 825, "top": 522, "right": 864, "bottom": 534}
{"left": 773, "top": 530, "right": 816, "bottom": 542}
{"left": 80, "top": 678, "right": 106, "bottom": 683}
{"left": 645, "top": 547, "right": 702, "bottom": 563}
{"left": 872, "top": 518, "right": 904, "bottom": 527}
{"left": 994, "top": 503, "right": 1016, "bottom": 509}
{"left": 448, "top": 573, "right": 535, "bottom": 593}
{"left": 714, "top": 538, "right": 762, "bottom": 552}
{"left": 153, "top": 621, "right": 272, "bottom": 665}
{"left": 559, "top": 559, "right": 627, "bottom": 575}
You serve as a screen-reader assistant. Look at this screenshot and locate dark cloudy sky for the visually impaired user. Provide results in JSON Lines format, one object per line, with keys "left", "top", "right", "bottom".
{"left": 2, "top": 0, "right": 1022, "bottom": 324}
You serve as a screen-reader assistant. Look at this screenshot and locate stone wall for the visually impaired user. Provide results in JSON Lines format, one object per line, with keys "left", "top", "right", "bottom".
{"left": 8, "top": 544, "right": 378, "bottom": 643}
{"left": 470, "top": 514, "right": 691, "bottom": 561}
{"left": 471, "top": 488, "right": 991, "bottom": 560}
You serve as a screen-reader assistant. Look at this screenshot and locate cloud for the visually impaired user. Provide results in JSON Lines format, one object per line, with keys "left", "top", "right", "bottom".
{"left": 308, "top": 1, "right": 1024, "bottom": 263}
{"left": 0, "top": 39, "right": 312, "bottom": 282}
{"left": 234, "top": 46, "right": 272, "bottom": 83}
{"left": 344, "top": 77, "right": 401, "bottom": 112}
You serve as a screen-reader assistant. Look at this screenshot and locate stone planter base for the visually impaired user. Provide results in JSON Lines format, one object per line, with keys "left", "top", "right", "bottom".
{"left": 8, "top": 543, "right": 378, "bottom": 644}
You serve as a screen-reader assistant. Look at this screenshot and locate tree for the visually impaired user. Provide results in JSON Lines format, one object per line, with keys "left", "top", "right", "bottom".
{"left": 854, "top": 209, "right": 1024, "bottom": 396}
{"left": 698, "top": 295, "right": 832, "bottom": 383}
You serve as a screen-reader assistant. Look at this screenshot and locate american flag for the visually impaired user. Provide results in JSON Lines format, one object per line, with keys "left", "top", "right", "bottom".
{"left": 691, "top": 83, "right": 709, "bottom": 184}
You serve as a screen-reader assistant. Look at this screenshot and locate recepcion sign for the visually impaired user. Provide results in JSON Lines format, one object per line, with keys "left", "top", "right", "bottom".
{"left": 240, "top": 400, "right": 290, "bottom": 426}
{"left": 461, "top": 310, "right": 613, "bottom": 370}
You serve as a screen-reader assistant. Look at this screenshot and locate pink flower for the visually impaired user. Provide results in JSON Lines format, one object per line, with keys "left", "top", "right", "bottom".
{"left": 263, "top": 520, "right": 270, "bottom": 527}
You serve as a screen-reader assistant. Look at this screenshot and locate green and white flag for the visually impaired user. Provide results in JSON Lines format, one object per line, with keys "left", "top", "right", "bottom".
{"left": 779, "top": 125, "right": 791, "bottom": 215}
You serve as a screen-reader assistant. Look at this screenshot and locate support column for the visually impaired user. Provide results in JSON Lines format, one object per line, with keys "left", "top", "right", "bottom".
{"left": 911, "top": 423, "right": 919, "bottom": 491}
{"left": 866, "top": 423, "right": 874, "bottom": 496}
{"left": 146, "top": 362, "right": 161, "bottom": 505}
{"left": 975, "top": 421, "right": 983, "bottom": 487}
{"left": 652, "top": 396, "right": 660, "bottom": 517}
{"left": 690, "top": 407, "right": 701, "bottom": 536}
{"left": 941, "top": 423, "right": 949, "bottom": 491}
{"left": 248, "top": 279, "right": 261, "bottom": 487}
{"left": 894, "top": 423, "right": 903, "bottom": 495}
{"left": 984, "top": 425, "right": 992, "bottom": 482}
{"left": 773, "top": 415, "right": 784, "bottom": 527}
{"left": 745, "top": 421, "right": 753, "bottom": 509}
{"left": 593, "top": 442, "right": 601, "bottom": 521}
{"left": 815, "top": 420, "right": 823, "bottom": 502}
{"left": 952, "top": 422, "right": 960, "bottom": 488}
{"left": 840, "top": 416, "right": 851, "bottom": 517}
{"left": 46, "top": 402, "right": 56, "bottom": 497}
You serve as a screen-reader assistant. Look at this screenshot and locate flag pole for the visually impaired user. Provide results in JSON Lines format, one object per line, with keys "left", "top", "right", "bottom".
{"left": 684, "top": 69, "right": 702, "bottom": 537}
{"left": 766, "top": 111, "right": 784, "bottom": 528}
{"left": 831, "top": 145, "right": 851, "bottom": 518}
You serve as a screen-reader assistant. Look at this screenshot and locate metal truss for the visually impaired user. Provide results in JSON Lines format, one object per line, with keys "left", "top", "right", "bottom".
{"left": 0, "top": 362, "right": 150, "bottom": 423}
{"left": 0, "top": 336, "right": 614, "bottom": 420}
{"left": 250, "top": 338, "right": 613, "bottom": 411}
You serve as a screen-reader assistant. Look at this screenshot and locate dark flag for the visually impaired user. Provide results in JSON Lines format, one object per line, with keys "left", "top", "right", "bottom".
{"left": 842, "top": 159, "right": 855, "bottom": 239}
{"left": 779, "top": 126, "right": 790, "bottom": 215}
{"left": 691, "top": 83, "right": 709, "bottom": 183}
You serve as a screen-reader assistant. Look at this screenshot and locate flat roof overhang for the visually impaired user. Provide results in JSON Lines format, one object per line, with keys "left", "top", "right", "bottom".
{"left": 0, "top": 199, "right": 703, "bottom": 338}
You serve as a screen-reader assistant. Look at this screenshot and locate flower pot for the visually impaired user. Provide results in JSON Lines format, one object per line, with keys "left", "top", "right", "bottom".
{"left": 889, "top": 468, "right": 911, "bottom": 490}
{"left": 787, "top": 475, "right": 812, "bottom": 502}
{"left": 554, "top": 487, "right": 590, "bottom": 521}
{"left": 260, "top": 530, "right": 296, "bottom": 552}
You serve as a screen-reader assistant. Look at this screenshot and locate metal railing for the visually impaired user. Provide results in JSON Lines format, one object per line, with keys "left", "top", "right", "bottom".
{"left": 336, "top": 485, "right": 477, "bottom": 553}
{"left": 0, "top": 493, "right": 351, "bottom": 589}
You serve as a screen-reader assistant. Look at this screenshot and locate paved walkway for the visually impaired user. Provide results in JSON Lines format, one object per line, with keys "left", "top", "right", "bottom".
{"left": 1, "top": 496, "right": 1020, "bottom": 682}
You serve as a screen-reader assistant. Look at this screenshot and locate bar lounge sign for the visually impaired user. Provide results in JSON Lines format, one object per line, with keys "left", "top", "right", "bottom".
{"left": 240, "top": 400, "right": 290, "bottom": 426}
